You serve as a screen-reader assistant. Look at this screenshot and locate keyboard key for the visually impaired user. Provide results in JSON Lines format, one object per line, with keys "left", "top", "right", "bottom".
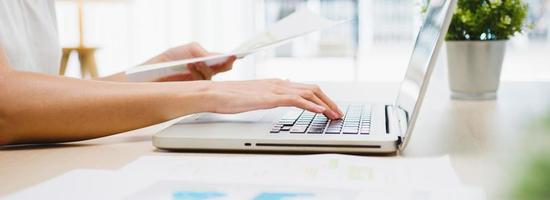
{"left": 342, "top": 127, "right": 358, "bottom": 131}
{"left": 342, "top": 127, "right": 358, "bottom": 134}
{"left": 280, "top": 126, "right": 292, "bottom": 131}
{"left": 325, "top": 130, "right": 341, "bottom": 134}
{"left": 326, "top": 129, "right": 341, "bottom": 133}
{"left": 309, "top": 126, "right": 324, "bottom": 130}
{"left": 307, "top": 128, "right": 324, "bottom": 134}
{"left": 310, "top": 123, "right": 326, "bottom": 127}
{"left": 278, "top": 120, "right": 295, "bottom": 125}
{"left": 290, "top": 126, "right": 308, "bottom": 133}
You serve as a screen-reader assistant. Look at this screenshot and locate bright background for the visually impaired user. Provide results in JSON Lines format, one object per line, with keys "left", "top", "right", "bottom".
{"left": 55, "top": 0, "right": 550, "bottom": 81}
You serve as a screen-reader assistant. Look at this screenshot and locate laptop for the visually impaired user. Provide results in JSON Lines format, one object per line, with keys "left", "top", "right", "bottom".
{"left": 153, "top": 0, "right": 457, "bottom": 153}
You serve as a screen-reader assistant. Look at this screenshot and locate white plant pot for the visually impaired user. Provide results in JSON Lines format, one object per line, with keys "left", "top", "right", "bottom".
{"left": 446, "top": 40, "right": 507, "bottom": 100}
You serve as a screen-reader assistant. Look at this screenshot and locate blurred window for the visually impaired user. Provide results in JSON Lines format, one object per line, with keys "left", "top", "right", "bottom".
{"left": 55, "top": 0, "right": 550, "bottom": 81}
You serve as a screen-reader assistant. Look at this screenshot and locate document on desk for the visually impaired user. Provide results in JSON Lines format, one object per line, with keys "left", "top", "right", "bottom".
{"left": 118, "top": 154, "right": 462, "bottom": 187}
{"left": 126, "top": 9, "right": 347, "bottom": 82}
{"left": 5, "top": 154, "right": 485, "bottom": 200}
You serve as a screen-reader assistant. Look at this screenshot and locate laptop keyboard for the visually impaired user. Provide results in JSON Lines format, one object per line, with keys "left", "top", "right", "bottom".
{"left": 270, "top": 105, "right": 372, "bottom": 135}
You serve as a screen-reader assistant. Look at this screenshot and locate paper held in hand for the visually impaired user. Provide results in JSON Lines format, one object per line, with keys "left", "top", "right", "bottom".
{"left": 125, "top": 9, "right": 348, "bottom": 82}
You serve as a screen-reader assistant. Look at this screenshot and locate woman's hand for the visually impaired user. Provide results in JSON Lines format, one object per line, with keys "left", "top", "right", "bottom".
{"left": 202, "top": 79, "right": 344, "bottom": 119}
{"left": 144, "top": 42, "right": 235, "bottom": 81}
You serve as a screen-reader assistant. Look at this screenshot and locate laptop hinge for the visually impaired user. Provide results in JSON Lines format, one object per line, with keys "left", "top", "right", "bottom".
{"left": 385, "top": 105, "right": 403, "bottom": 144}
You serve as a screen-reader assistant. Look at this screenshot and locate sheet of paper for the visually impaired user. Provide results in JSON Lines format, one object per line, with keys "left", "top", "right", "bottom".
{"left": 126, "top": 9, "right": 347, "bottom": 82}
{"left": 232, "top": 9, "right": 347, "bottom": 55}
{"left": 119, "top": 154, "right": 461, "bottom": 188}
{"left": 5, "top": 155, "right": 484, "bottom": 200}
{"left": 126, "top": 54, "right": 233, "bottom": 82}
{"left": 4, "top": 170, "right": 128, "bottom": 200}
{"left": 4, "top": 172, "right": 483, "bottom": 200}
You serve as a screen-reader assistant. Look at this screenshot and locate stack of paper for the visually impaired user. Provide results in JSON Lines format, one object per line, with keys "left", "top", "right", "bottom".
{"left": 5, "top": 154, "right": 485, "bottom": 200}
{"left": 126, "top": 9, "right": 347, "bottom": 82}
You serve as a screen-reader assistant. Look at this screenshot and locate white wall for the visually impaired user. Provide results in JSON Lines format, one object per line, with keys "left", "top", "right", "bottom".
{"left": 55, "top": 0, "right": 550, "bottom": 81}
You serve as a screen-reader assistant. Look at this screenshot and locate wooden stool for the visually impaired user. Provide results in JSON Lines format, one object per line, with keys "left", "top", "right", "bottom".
{"left": 59, "top": 47, "right": 98, "bottom": 78}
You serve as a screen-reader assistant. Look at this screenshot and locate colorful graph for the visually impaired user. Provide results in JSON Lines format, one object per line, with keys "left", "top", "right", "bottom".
{"left": 172, "top": 191, "right": 314, "bottom": 200}
{"left": 125, "top": 180, "right": 355, "bottom": 200}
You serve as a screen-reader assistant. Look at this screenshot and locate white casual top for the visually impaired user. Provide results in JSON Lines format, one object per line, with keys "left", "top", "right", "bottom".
{"left": 0, "top": 0, "right": 60, "bottom": 75}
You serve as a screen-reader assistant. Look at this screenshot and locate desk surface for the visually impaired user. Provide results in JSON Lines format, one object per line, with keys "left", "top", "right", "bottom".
{"left": 1, "top": 80, "right": 550, "bottom": 199}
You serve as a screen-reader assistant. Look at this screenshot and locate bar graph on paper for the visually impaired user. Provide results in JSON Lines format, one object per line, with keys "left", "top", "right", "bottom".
{"left": 125, "top": 180, "right": 357, "bottom": 200}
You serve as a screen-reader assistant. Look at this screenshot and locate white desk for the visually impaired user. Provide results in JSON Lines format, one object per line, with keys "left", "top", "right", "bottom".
{"left": 1, "top": 80, "right": 549, "bottom": 199}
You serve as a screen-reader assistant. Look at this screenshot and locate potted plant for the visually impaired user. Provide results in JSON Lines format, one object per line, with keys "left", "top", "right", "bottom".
{"left": 444, "top": 0, "right": 529, "bottom": 100}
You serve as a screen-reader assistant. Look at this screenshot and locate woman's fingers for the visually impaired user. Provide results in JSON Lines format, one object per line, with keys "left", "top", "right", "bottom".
{"left": 289, "top": 82, "right": 343, "bottom": 117}
{"left": 187, "top": 42, "right": 210, "bottom": 58}
{"left": 282, "top": 88, "right": 339, "bottom": 119}
{"left": 187, "top": 63, "right": 205, "bottom": 80}
{"left": 194, "top": 62, "right": 214, "bottom": 80}
{"left": 276, "top": 95, "right": 326, "bottom": 114}
{"left": 214, "top": 56, "right": 236, "bottom": 73}
{"left": 270, "top": 80, "right": 342, "bottom": 119}
{"left": 297, "top": 89, "right": 340, "bottom": 119}
{"left": 189, "top": 55, "right": 236, "bottom": 80}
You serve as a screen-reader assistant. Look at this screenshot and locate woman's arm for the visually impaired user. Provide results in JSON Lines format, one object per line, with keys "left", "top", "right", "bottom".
{"left": 0, "top": 48, "right": 342, "bottom": 146}
{"left": 0, "top": 69, "right": 210, "bottom": 145}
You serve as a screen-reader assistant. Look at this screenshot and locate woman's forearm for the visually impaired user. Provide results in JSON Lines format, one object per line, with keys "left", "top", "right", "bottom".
{"left": 95, "top": 72, "right": 127, "bottom": 82}
{"left": 0, "top": 70, "right": 210, "bottom": 145}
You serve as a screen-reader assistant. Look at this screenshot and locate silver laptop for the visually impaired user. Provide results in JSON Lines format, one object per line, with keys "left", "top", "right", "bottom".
{"left": 153, "top": 0, "right": 456, "bottom": 153}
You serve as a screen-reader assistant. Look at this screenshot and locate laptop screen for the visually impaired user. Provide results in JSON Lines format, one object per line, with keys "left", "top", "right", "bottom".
{"left": 394, "top": 0, "right": 455, "bottom": 146}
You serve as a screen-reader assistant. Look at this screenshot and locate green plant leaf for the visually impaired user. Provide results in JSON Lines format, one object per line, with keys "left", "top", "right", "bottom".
{"left": 442, "top": 0, "right": 529, "bottom": 41}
